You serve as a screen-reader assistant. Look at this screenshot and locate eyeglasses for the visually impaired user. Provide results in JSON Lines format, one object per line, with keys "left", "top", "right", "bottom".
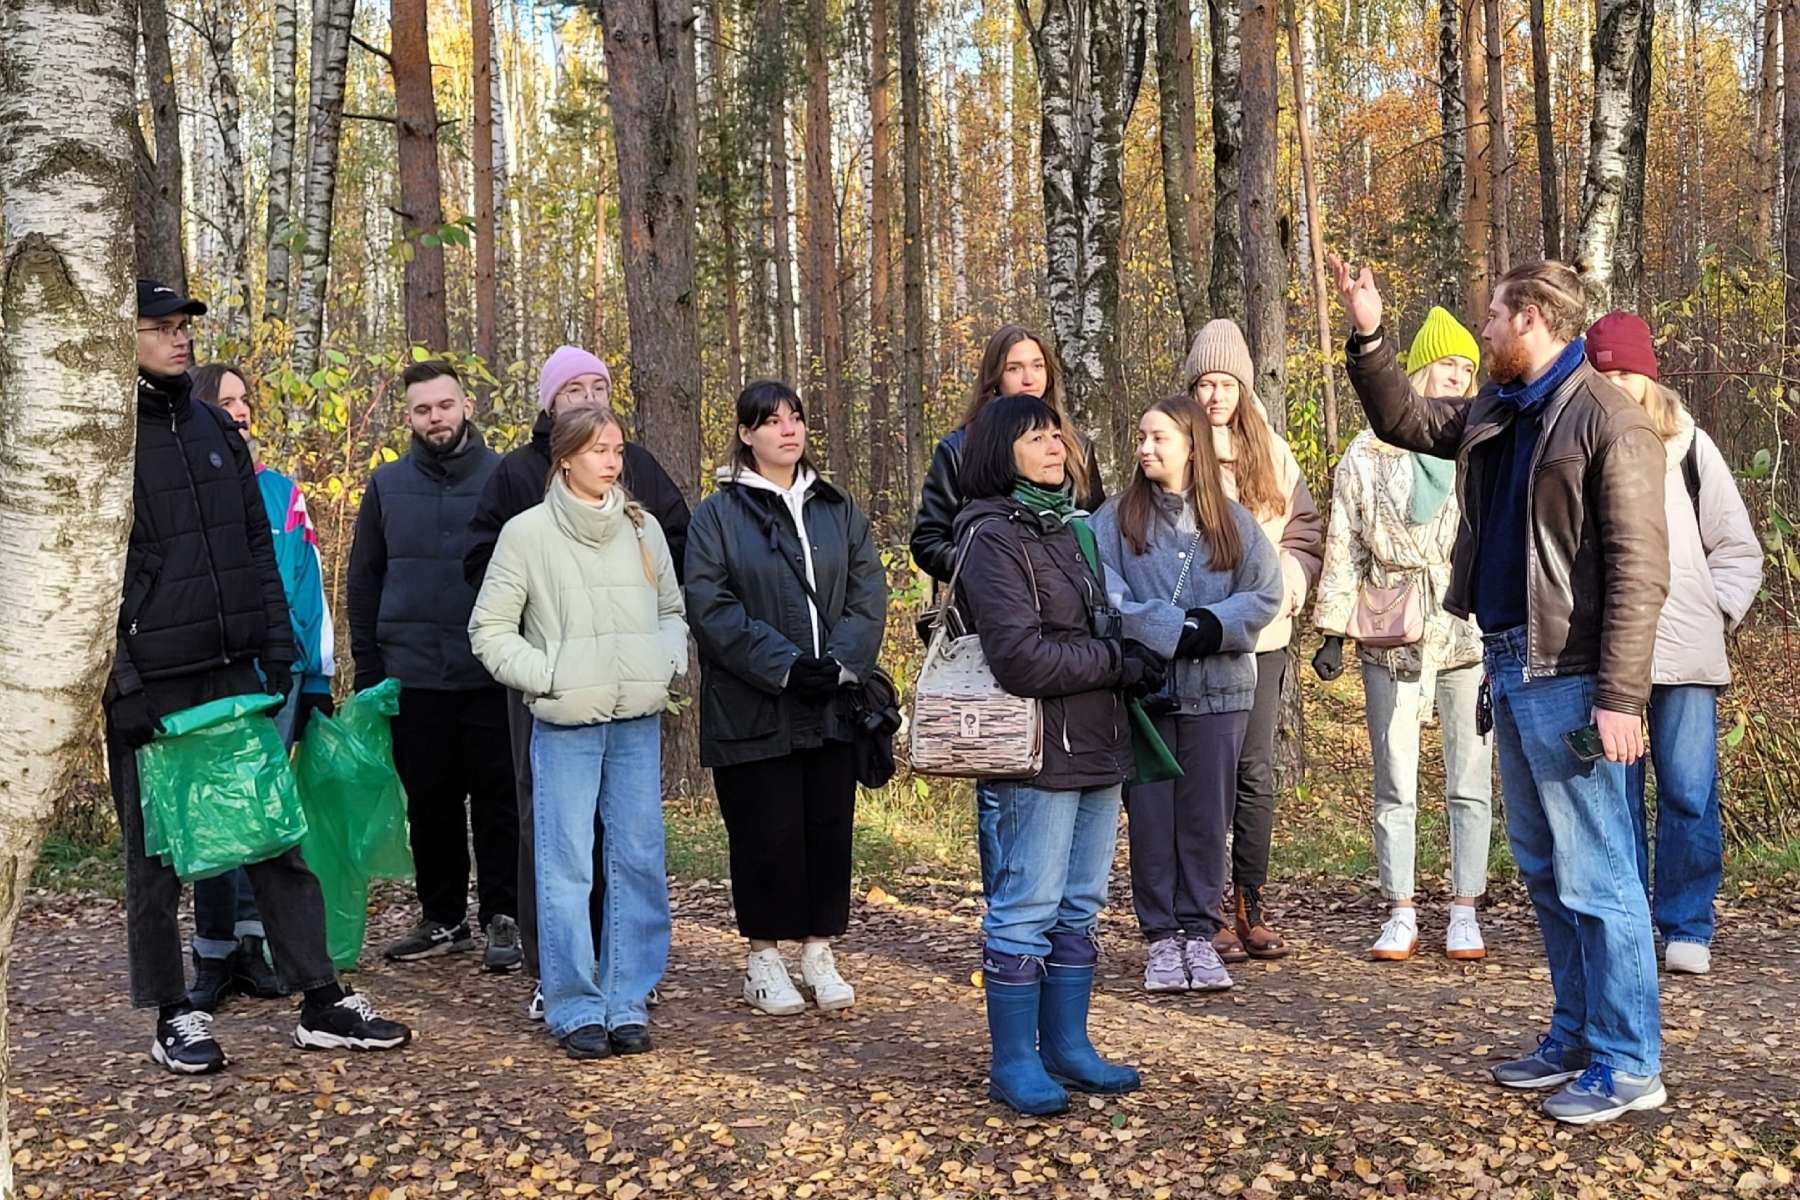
{"left": 557, "top": 382, "right": 611, "bottom": 405}
{"left": 135, "top": 320, "right": 194, "bottom": 342}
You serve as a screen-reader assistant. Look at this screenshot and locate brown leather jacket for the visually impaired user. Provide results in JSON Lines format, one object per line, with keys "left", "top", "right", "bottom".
{"left": 1344, "top": 332, "right": 1669, "bottom": 716}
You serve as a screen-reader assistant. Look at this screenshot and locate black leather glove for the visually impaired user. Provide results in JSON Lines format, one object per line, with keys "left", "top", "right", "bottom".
{"left": 109, "top": 690, "right": 163, "bottom": 749}
{"left": 1117, "top": 641, "right": 1168, "bottom": 699}
{"left": 786, "top": 654, "right": 843, "bottom": 699}
{"left": 1176, "top": 609, "right": 1224, "bottom": 658}
{"left": 1312, "top": 635, "right": 1346, "bottom": 682}
{"left": 262, "top": 661, "right": 295, "bottom": 700}
{"left": 293, "top": 691, "right": 336, "bottom": 740}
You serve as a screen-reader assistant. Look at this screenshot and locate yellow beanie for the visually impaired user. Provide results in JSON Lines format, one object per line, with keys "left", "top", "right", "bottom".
{"left": 1405, "top": 306, "right": 1480, "bottom": 375}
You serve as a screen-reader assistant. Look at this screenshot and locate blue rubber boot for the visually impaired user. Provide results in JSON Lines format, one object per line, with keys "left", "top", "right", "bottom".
{"left": 982, "top": 949, "right": 1069, "bottom": 1115}
{"left": 1039, "top": 932, "right": 1141, "bottom": 1095}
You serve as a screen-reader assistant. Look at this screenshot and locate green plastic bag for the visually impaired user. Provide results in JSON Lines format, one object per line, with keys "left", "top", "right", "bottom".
{"left": 135, "top": 693, "right": 307, "bottom": 882}
{"left": 295, "top": 679, "right": 413, "bottom": 969}
{"left": 1127, "top": 699, "right": 1183, "bottom": 785}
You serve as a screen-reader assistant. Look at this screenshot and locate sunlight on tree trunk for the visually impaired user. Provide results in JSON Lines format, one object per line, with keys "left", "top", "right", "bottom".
{"left": 1577, "top": 0, "right": 1654, "bottom": 314}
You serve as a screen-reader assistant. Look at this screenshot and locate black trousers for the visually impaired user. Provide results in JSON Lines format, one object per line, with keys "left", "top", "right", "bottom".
{"left": 506, "top": 687, "right": 605, "bottom": 978}
{"left": 714, "top": 742, "right": 857, "bottom": 942}
{"left": 1231, "top": 649, "right": 1287, "bottom": 889}
{"left": 1127, "top": 710, "right": 1250, "bottom": 940}
{"left": 390, "top": 685, "right": 519, "bottom": 930}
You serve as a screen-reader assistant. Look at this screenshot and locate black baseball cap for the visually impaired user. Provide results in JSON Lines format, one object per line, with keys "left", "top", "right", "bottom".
{"left": 136, "top": 279, "right": 208, "bottom": 318}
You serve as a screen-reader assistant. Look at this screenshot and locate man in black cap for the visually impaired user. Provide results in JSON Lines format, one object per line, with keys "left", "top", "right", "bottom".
{"left": 108, "top": 280, "right": 412, "bottom": 1075}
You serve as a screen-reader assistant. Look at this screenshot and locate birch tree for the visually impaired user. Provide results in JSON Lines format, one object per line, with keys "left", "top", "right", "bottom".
{"left": 136, "top": 0, "right": 188, "bottom": 291}
{"left": 1156, "top": 0, "right": 1206, "bottom": 344}
{"left": 194, "top": 0, "right": 253, "bottom": 337}
{"left": 1021, "top": 0, "right": 1150, "bottom": 459}
{"left": 264, "top": 0, "right": 301, "bottom": 323}
{"left": 1435, "top": 0, "right": 1466, "bottom": 311}
{"left": 1576, "top": 0, "right": 1654, "bottom": 314}
{"left": 1208, "top": 0, "right": 1245, "bottom": 322}
{"left": 291, "top": 0, "right": 358, "bottom": 374}
{"left": 1753, "top": 0, "right": 1779, "bottom": 256}
{"left": 0, "top": 0, "right": 138, "bottom": 1184}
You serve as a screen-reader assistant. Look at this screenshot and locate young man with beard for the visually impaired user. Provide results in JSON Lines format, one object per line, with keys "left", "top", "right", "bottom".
{"left": 463, "top": 345, "right": 690, "bottom": 1019}
{"left": 1331, "top": 256, "right": 1671, "bottom": 1126}
{"left": 348, "top": 360, "right": 520, "bottom": 971}
{"left": 112, "top": 281, "right": 410, "bottom": 1074}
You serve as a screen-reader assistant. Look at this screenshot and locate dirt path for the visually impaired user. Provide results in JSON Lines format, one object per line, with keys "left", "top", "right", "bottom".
{"left": 8, "top": 872, "right": 1798, "bottom": 1199}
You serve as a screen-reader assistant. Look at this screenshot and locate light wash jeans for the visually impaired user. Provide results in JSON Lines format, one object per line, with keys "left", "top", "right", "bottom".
{"left": 976, "top": 781, "right": 1000, "bottom": 898}
{"left": 1626, "top": 684, "right": 1723, "bottom": 948}
{"left": 982, "top": 779, "right": 1123, "bottom": 960}
{"left": 530, "top": 715, "right": 669, "bottom": 1039}
{"left": 1362, "top": 661, "right": 1493, "bottom": 900}
{"left": 1484, "top": 628, "right": 1661, "bottom": 1077}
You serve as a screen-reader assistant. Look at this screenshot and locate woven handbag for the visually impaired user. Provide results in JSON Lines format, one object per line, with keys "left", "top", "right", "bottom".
{"left": 908, "top": 519, "right": 1044, "bottom": 779}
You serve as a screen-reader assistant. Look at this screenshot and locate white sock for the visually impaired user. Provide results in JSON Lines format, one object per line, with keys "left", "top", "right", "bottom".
{"left": 1449, "top": 903, "right": 1478, "bottom": 923}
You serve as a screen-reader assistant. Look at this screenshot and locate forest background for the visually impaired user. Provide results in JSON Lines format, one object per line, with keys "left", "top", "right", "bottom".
{"left": 38, "top": 0, "right": 1800, "bottom": 886}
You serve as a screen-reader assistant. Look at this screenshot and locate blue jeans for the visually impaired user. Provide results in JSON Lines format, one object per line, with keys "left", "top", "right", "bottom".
{"left": 530, "top": 716, "right": 669, "bottom": 1038}
{"left": 982, "top": 779, "right": 1123, "bottom": 960}
{"left": 1484, "top": 628, "right": 1661, "bottom": 1077}
{"left": 1626, "top": 684, "right": 1722, "bottom": 947}
{"left": 976, "top": 781, "right": 1001, "bottom": 898}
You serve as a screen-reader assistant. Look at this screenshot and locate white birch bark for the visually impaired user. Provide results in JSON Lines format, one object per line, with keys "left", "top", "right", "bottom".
{"left": 291, "top": 0, "right": 358, "bottom": 375}
{"left": 1576, "top": 0, "right": 1653, "bottom": 314}
{"left": 264, "top": 0, "right": 301, "bottom": 323}
{"left": 197, "top": 0, "right": 251, "bottom": 337}
{"left": 0, "top": 0, "right": 138, "bottom": 1187}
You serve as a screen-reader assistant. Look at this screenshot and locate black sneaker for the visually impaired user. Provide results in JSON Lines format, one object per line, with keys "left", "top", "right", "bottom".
{"left": 151, "top": 1008, "right": 228, "bottom": 1075}
{"left": 561, "top": 1024, "right": 611, "bottom": 1060}
{"left": 230, "top": 935, "right": 290, "bottom": 998}
{"left": 382, "top": 919, "right": 474, "bottom": 962}
{"left": 293, "top": 992, "right": 413, "bottom": 1052}
{"left": 186, "top": 952, "right": 234, "bottom": 1014}
{"left": 483, "top": 916, "right": 523, "bottom": 973}
{"left": 608, "top": 1024, "right": 653, "bottom": 1055}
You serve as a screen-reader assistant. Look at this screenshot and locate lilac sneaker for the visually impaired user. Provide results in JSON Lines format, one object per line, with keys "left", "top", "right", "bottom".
{"left": 1183, "top": 936, "right": 1234, "bottom": 991}
{"left": 1143, "top": 937, "right": 1189, "bottom": 992}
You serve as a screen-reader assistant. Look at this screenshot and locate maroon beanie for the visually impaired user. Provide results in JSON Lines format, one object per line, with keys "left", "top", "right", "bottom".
{"left": 1584, "top": 311, "right": 1658, "bottom": 381}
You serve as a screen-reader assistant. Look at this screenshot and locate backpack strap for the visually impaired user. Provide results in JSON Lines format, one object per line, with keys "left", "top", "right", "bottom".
{"left": 1682, "top": 437, "right": 1702, "bottom": 524}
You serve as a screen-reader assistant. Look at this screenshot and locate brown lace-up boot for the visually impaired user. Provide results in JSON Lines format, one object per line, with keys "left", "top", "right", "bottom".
{"left": 1234, "top": 885, "right": 1289, "bottom": 959}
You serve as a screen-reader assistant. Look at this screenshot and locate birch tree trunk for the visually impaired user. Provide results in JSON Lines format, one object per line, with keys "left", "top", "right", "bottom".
{"left": 1156, "top": 0, "right": 1206, "bottom": 345}
{"left": 868, "top": 0, "right": 897, "bottom": 529}
{"left": 292, "top": 0, "right": 358, "bottom": 375}
{"left": 1529, "top": 0, "right": 1561, "bottom": 258}
{"left": 1436, "top": 0, "right": 1467, "bottom": 312}
{"left": 1753, "top": 0, "right": 1779, "bottom": 257}
{"left": 393, "top": 0, "right": 450, "bottom": 351}
{"left": 195, "top": 1, "right": 251, "bottom": 336}
{"left": 1207, "top": 0, "right": 1246, "bottom": 322}
{"left": 900, "top": 0, "right": 925, "bottom": 494}
{"left": 264, "top": 0, "right": 301, "bottom": 322}
{"left": 1577, "top": 0, "right": 1653, "bottom": 314}
{"left": 1285, "top": 0, "right": 1335, "bottom": 452}
{"left": 1484, "top": 0, "right": 1510, "bottom": 276}
{"left": 1783, "top": 0, "right": 1800, "bottom": 359}
{"left": 764, "top": 0, "right": 800, "bottom": 382}
{"left": 136, "top": 0, "right": 188, "bottom": 291}
{"left": 803, "top": 0, "right": 849, "bottom": 479}
{"left": 1462, "top": 0, "right": 1493, "bottom": 319}
{"left": 474, "top": 0, "right": 499, "bottom": 378}
{"left": 596, "top": 0, "right": 705, "bottom": 797}
{"left": 0, "top": 0, "right": 138, "bottom": 1185}
{"left": 1024, "top": 0, "right": 1149, "bottom": 464}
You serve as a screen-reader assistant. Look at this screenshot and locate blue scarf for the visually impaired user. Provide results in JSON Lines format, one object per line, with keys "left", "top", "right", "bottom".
{"left": 1496, "top": 337, "right": 1587, "bottom": 414}
{"left": 1407, "top": 453, "right": 1456, "bottom": 525}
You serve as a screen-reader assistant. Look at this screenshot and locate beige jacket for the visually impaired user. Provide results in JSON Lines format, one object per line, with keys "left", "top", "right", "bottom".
{"left": 469, "top": 477, "right": 688, "bottom": 726}
{"left": 1213, "top": 420, "right": 1325, "bottom": 653}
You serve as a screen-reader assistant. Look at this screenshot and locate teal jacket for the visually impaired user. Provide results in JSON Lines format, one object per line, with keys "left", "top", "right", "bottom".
{"left": 256, "top": 466, "right": 334, "bottom": 694}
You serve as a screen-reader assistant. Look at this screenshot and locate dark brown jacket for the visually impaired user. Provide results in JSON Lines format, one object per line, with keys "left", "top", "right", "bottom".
{"left": 1345, "top": 332, "right": 1669, "bottom": 716}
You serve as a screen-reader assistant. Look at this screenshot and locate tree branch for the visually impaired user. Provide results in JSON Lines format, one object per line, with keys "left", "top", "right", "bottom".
{"left": 349, "top": 32, "right": 392, "bottom": 63}
{"left": 344, "top": 111, "right": 398, "bottom": 125}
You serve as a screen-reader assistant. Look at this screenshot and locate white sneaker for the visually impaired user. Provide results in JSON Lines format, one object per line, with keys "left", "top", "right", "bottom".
{"left": 1370, "top": 911, "right": 1419, "bottom": 961}
{"left": 1445, "top": 907, "right": 1486, "bottom": 961}
{"left": 798, "top": 942, "right": 856, "bottom": 1011}
{"left": 524, "top": 984, "right": 544, "bottom": 1021}
{"left": 1665, "top": 941, "right": 1711, "bottom": 975}
{"left": 743, "top": 948, "right": 806, "bottom": 1015}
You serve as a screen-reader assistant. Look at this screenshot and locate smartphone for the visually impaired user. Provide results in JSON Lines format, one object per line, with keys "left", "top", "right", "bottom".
{"left": 1563, "top": 723, "right": 1606, "bottom": 764}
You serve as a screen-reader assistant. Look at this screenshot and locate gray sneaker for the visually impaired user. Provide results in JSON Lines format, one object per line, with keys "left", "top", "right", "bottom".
{"left": 1491, "top": 1035, "right": 1590, "bottom": 1090}
{"left": 483, "top": 916, "right": 523, "bottom": 974}
{"left": 1143, "top": 937, "right": 1189, "bottom": 992}
{"left": 1183, "top": 937, "right": 1234, "bottom": 991}
{"left": 1541, "top": 1063, "right": 1667, "bottom": 1125}
{"left": 383, "top": 919, "right": 474, "bottom": 963}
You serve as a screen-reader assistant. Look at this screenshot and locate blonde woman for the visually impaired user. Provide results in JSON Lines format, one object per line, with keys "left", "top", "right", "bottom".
{"left": 1585, "top": 312, "right": 1763, "bottom": 976}
{"left": 1313, "top": 307, "right": 1494, "bottom": 963}
{"left": 1183, "top": 319, "right": 1324, "bottom": 960}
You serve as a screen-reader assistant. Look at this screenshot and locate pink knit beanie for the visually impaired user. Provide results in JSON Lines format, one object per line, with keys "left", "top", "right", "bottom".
{"left": 537, "top": 346, "right": 612, "bottom": 411}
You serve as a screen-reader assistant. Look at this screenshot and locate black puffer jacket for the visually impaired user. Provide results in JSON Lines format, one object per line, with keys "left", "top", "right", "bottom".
{"left": 108, "top": 371, "right": 294, "bottom": 701}
{"left": 463, "top": 409, "right": 692, "bottom": 588}
{"left": 952, "top": 497, "right": 1128, "bottom": 791}
{"left": 909, "top": 427, "right": 1106, "bottom": 582}
{"left": 685, "top": 470, "right": 887, "bottom": 769}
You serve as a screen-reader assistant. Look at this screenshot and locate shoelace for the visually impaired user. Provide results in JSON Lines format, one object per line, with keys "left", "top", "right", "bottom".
{"left": 1572, "top": 1062, "right": 1616, "bottom": 1096}
{"left": 1184, "top": 939, "right": 1222, "bottom": 969}
{"left": 1148, "top": 940, "right": 1184, "bottom": 972}
{"left": 167, "top": 1009, "right": 213, "bottom": 1045}
{"left": 1447, "top": 915, "right": 1481, "bottom": 937}
{"left": 1377, "top": 916, "right": 1417, "bottom": 945}
{"left": 339, "top": 992, "right": 378, "bottom": 1022}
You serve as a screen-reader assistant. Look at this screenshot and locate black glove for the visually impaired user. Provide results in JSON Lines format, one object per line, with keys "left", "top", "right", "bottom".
{"left": 262, "top": 661, "right": 294, "bottom": 700}
{"left": 1312, "top": 635, "right": 1345, "bottom": 682}
{"left": 1117, "top": 641, "right": 1168, "bottom": 699}
{"left": 1176, "top": 609, "right": 1224, "bottom": 658}
{"left": 293, "top": 691, "right": 336, "bottom": 740}
{"left": 109, "top": 690, "right": 163, "bottom": 749}
{"left": 786, "top": 654, "right": 843, "bottom": 699}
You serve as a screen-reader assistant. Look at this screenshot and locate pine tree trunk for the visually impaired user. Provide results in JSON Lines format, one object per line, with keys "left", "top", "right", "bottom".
{"left": 1529, "top": 0, "right": 1560, "bottom": 259}
{"left": 1285, "top": 0, "right": 1335, "bottom": 453}
{"left": 1577, "top": 0, "right": 1654, "bottom": 314}
{"left": 764, "top": 0, "right": 799, "bottom": 383}
{"left": 706, "top": 0, "right": 745, "bottom": 399}
{"left": 1157, "top": 0, "right": 1206, "bottom": 345}
{"left": 1462, "top": 0, "right": 1493, "bottom": 320}
{"left": 264, "top": 0, "right": 301, "bottom": 322}
{"left": 392, "top": 0, "right": 450, "bottom": 351}
{"left": 197, "top": 1, "right": 252, "bottom": 337}
{"left": 868, "top": 0, "right": 897, "bottom": 530}
{"left": 0, "top": 0, "right": 138, "bottom": 1184}
{"left": 1484, "top": 0, "right": 1510, "bottom": 276}
{"left": 596, "top": 0, "right": 705, "bottom": 797}
{"left": 474, "top": 0, "right": 499, "bottom": 381}
{"left": 292, "top": 0, "right": 358, "bottom": 375}
{"left": 803, "top": 0, "right": 849, "bottom": 479}
{"left": 136, "top": 0, "right": 187, "bottom": 291}
{"left": 1436, "top": 0, "right": 1467, "bottom": 312}
{"left": 899, "top": 0, "right": 926, "bottom": 496}
{"left": 1207, "top": 0, "right": 1245, "bottom": 322}
{"left": 1753, "top": 0, "right": 1779, "bottom": 257}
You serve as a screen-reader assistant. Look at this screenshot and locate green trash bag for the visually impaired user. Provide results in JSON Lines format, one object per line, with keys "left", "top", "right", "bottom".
{"left": 135, "top": 693, "right": 306, "bottom": 882}
{"left": 294, "top": 679, "right": 414, "bottom": 969}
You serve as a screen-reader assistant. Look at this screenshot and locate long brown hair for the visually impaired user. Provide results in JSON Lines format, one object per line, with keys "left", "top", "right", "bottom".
{"left": 1201, "top": 382, "right": 1283, "bottom": 520}
{"left": 1116, "top": 395, "right": 1243, "bottom": 571}
{"left": 547, "top": 406, "right": 654, "bottom": 582}
{"left": 962, "top": 324, "right": 1090, "bottom": 498}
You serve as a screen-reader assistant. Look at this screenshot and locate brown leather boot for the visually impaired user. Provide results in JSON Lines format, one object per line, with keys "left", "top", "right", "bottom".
{"left": 1235, "top": 885, "right": 1288, "bottom": 959}
{"left": 1212, "top": 919, "right": 1249, "bottom": 964}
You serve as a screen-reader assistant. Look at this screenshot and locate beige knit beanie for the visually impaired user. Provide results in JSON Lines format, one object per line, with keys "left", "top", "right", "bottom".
{"left": 1183, "top": 318, "right": 1255, "bottom": 395}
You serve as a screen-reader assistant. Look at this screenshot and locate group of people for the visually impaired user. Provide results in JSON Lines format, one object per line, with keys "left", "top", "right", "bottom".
{"left": 107, "top": 256, "right": 1756, "bottom": 1128}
